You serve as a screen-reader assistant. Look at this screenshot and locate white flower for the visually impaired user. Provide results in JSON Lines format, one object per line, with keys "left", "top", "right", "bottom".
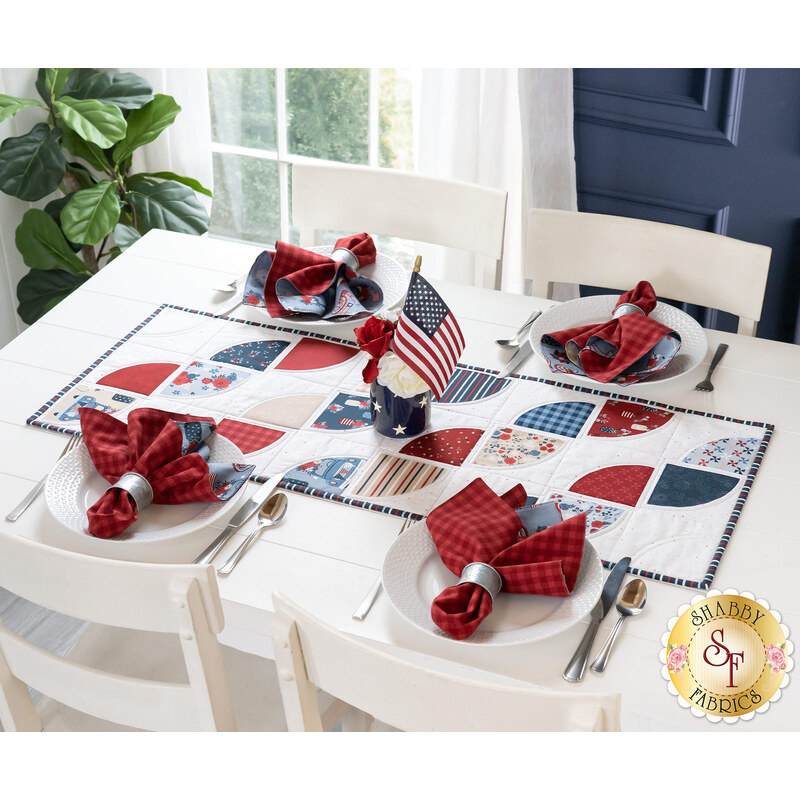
{"left": 374, "top": 307, "right": 400, "bottom": 324}
{"left": 376, "top": 352, "right": 430, "bottom": 398}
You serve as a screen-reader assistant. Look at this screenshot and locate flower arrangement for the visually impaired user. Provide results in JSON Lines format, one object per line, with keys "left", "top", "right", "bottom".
{"left": 354, "top": 310, "right": 430, "bottom": 398}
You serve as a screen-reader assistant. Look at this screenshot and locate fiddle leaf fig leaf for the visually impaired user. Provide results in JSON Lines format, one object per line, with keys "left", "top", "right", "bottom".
{"left": 0, "top": 94, "right": 43, "bottom": 124}
{"left": 0, "top": 122, "right": 66, "bottom": 201}
{"left": 15, "top": 209, "right": 89, "bottom": 273}
{"left": 67, "top": 71, "right": 153, "bottom": 109}
{"left": 125, "top": 178, "right": 208, "bottom": 235}
{"left": 113, "top": 222, "right": 141, "bottom": 251}
{"left": 113, "top": 94, "right": 180, "bottom": 164}
{"left": 54, "top": 97, "right": 127, "bottom": 148}
{"left": 61, "top": 181, "right": 121, "bottom": 245}
{"left": 135, "top": 170, "right": 212, "bottom": 197}
{"left": 35, "top": 68, "right": 74, "bottom": 102}
{"left": 16, "top": 268, "right": 91, "bottom": 324}
{"left": 59, "top": 125, "right": 111, "bottom": 173}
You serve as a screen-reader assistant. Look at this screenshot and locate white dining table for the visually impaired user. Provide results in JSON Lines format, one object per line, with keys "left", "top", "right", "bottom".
{"left": 1, "top": 228, "right": 798, "bottom": 733}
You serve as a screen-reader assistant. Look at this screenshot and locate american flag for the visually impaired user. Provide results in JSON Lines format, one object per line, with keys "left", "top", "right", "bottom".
{"left": 392, "top": 272, "right": 465, "bottom": 399}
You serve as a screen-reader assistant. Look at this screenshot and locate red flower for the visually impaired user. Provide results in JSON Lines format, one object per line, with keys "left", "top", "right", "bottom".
{"left": 172, "top": 371, "right": 192, "bottom": 385}
{"left": 212, "top": 377, "right": 232, "bottom": 389}
{"left": 354, "top": 315, "right": 396, "bottom": 383}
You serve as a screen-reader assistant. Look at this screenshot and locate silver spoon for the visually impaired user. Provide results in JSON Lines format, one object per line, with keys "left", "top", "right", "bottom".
{"left": 216, "top": 492, "right": 288, "bottom": 575}
{"left": 589, "top": 578, "right": 647, "bottom": 673}
{"left": 495, "top": 310, "right": 542, "bottom": 348}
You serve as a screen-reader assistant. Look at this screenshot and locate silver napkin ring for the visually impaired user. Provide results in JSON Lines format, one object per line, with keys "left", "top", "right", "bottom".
{"left": 111, "top": 472, "right": 153, "bottom": 510}
{"left": 330, "top": 247, "right": 360, "bottom": 271}
{"left": 612, "top": 302, "right": 646, "bottom": 318}
{"left": 458, "top": 562, "right": 503, "bottom": 600}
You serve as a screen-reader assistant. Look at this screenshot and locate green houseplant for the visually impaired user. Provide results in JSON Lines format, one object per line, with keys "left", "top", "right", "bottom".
{"left": 0, "top": 68, "right": 211, "bottom": 323}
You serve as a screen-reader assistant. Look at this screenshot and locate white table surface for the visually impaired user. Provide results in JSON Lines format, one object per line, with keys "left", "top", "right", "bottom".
{"left": 2, "top": 228, "right": 798, "bottom": 732}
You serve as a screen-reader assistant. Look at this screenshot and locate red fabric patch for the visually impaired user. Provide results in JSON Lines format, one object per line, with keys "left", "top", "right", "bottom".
{"left": 274, "top": 338, "right": 359, "bottom": 371}
{"left": 97, "top": 363, "right": 180, "bottom": 395}
{"left": 588, "top": 399, "right": 673, "bottom": 438}
{"left": 215, "top": 419, "right": 284, "bottom": 455}
{"left": 400, "top": 427, "right": 484, "bottom": 467}
{"left": 427, "top": 478, "right": 586, "bottom": 640}
{"left": 570, "top": 464, "right": 654, "bottom": 506}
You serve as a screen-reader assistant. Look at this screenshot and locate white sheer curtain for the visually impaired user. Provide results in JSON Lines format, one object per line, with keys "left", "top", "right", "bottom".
{"left": 415, "top": 68, "right": 577, "bottom": 296}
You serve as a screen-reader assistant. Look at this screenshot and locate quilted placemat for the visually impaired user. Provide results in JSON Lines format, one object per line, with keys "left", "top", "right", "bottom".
{"left": 28, "top": 304, "right": 773, "bottom": 589}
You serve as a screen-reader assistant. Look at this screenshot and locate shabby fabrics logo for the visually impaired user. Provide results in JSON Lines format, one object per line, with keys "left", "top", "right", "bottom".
{"left": 661, "top": 589, "right": 793, "bottom": 723}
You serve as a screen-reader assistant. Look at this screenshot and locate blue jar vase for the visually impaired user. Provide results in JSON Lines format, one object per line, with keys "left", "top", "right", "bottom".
{"left": 370, "top": 380, "right": 431, "bottom": 438}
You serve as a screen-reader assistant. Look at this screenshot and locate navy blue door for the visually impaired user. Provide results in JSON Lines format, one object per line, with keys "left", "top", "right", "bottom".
{"left": 573, "top": 68, "right": 800, "bottom": 343}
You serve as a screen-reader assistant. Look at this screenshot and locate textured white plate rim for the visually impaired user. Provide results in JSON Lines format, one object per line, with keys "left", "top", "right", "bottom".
{"left": 45, "top": 434, "right": 248, "bottom": 542}
{"left": 382, "top": 520, "right": 604, "bottom": 646}
{"left": 258, "top": 245, "right": 407, "bottom": 332}
{"left": 528, "top": 295, "right": 708, "bottom": 385}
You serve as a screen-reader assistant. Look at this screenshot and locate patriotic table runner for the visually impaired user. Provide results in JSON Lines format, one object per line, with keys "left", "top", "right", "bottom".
{"left": 28, "top": 305, "right": 774, "bottom": 590}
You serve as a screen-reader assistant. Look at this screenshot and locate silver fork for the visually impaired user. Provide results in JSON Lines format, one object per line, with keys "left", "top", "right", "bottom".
{"left": 6, "top": 432, "right": 83, "bottom": 521}
{"left": 694, "top": 343, "right": 729, "bottom": 392}
{"left": 352, "top": 516, "right": 414, "bottom": 620}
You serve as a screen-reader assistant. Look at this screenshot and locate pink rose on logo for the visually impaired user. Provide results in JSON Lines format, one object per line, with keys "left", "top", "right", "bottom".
{"left": 667, "top": 644, "right": 688, "bottom": 673}
{"left": 765, "top": 644, "right": 787, "bottom": 673}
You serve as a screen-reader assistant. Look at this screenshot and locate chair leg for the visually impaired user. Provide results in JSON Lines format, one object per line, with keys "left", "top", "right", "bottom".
{"left": 338, "top": 706, "right": 374, "bottom": 732}
{"left": 0, "top": 648, "right": 42, "bottom": 732}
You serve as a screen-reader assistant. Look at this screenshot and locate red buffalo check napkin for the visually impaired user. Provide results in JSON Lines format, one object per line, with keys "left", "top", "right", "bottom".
{"left": 427, "top": 478, "right": 586, "bottom": 640}
{"left": 242, "top": 232, "right": 382, "bottom": 320}
{"left": 543, "top": 280, "right": 679, "bottom": 383}
{"left": 78, "top": 407, "right": 254, "bottom": 539}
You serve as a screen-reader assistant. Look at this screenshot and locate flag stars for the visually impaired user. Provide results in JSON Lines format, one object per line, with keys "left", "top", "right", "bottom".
{"left": 393, "top": 424, "right": 407, "bottom": 435}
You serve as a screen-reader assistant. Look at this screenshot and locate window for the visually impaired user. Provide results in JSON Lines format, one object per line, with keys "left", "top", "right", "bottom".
{"left": 207, "top": 68, "right": 418, "bottom": 264}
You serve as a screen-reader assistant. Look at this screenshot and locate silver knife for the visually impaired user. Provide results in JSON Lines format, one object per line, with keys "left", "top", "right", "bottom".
{"left": 193, "top": 472, "right": 285, "bottom": 565}
{"left": 497, "top": 338, "right": 534, "bottom": 379}
{"left": 213, "top": 296, "right": 243, "bottom": 319}
{"left": 562, "top": 556, "right": 631, "bottom": 683}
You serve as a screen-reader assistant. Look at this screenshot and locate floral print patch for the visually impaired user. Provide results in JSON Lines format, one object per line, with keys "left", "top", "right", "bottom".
{"left": 160, "top": 361, "right": 249, "bottom": 396}
{"left": 473, "top": 427, "right": 564, "bottom": 468}
{"left": 550, "top": 493, "right": 625, "bottom": 535}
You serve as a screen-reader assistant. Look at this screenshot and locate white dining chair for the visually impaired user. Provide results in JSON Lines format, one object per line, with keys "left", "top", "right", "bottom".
{"left": 525, "top": 208, "right": 772, "bottom": 336}
{"left": 0, "top": 531, "right": 285, "bottom": 732}
{"left": 291, "top": 161, "right": 508, "bottom": 289}
{"left": 270, "top": 593, "right": 621, "bottom": 732}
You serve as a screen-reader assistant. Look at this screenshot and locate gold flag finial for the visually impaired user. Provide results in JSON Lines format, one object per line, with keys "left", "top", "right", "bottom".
{"left": 413, "top": 256, "right": 422, "bottom": 273}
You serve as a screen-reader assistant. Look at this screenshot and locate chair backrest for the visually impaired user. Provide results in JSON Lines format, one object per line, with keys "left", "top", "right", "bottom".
{"left": 0, "top": 531, "right": 236, "bottom": 731}
{"left": 270, "top": 593, "right": 620, "bottom": 732}
{"left": 525, "top": 208, "right": 772, "bottom": 336}
{"left": 291, "top": 161, "right": 508, "bottom": 289}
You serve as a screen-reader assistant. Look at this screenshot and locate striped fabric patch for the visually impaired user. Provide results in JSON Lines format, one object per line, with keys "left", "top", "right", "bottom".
{"left": 353, "top": 454, "right": 444, "bottom": 497}
{"left": 435, "top": 368, "right": 510, "bottom": 404}
{"left": 514, "top": 401, "right": 594, "bottom": 438}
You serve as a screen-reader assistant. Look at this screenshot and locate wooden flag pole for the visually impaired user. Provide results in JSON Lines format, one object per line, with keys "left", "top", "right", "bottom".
{"left": 413, "top": 256, "right": 422, "bottom": 273}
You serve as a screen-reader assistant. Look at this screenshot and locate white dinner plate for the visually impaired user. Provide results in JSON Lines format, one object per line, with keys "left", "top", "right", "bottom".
{"left": 259, "top": 246, "right": 408, "bottom": 333}
{"left": 528, "top": 295, "right": 708, "bottom": 385}
{"left": 382, "top": 520, "right": 603, "bottom": 645}
{"left": 45, "top": 435, "right": 248, "bottom": 542}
